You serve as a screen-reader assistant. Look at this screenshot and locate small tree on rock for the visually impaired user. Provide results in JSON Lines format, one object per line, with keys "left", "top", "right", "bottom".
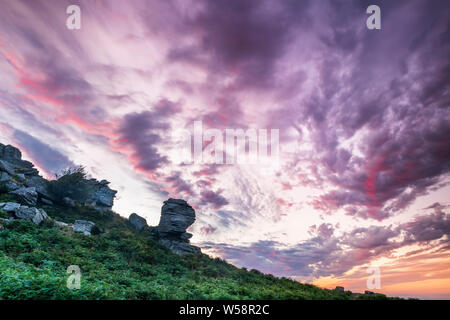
{"left": 48, "top": 166, "right": 93, "bottom": 206}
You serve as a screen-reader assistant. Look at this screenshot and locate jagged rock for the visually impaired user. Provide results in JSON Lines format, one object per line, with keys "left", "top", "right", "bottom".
{"left": 0, "top": 172, "right": 20, "bottom": 192}
{"left": 0, "top": 159, "right": 15, "bottom": 175}
{"left": 0, "top": 144, "right": 21, "bottom": 164}
{"left": 14, "top": 206, "right": 35, "bottom": 221}
{"left": 14, "top": 206, "right": 48, "bottom": 225}
{"left": 24, "top": 176, "right": 52, "bottom": 200}
{"left": 0, "top": 202, "right": 4, "bottom": 207}
{"left": 2, "top": 202, "right": 21, "bottom": 212}
{"left": 129, "top": 213, "right": 148, "bottom": 231}
{"left": 158, "top": 198, "right": 196, "bottom": 235}
{"left": 33, "top": 208, "right": 48, "bottom": 225}
{"left": 160, "top": 239, "right": 202, "bottom": 255}
{"left": 71, "top": 220, "right": 95, "bottom": 235}
{"left": 0, "top": 172, "right": 21, "bottom": 190}
{"left": 157, "top": 198, "right": 201, "bottom": 255}
{"left": 6, "top": 181, "right": 20, "bottom": 191}
{"left": 21, "top": 168, "right": 39, "bottom": 176}
{"left": 0, "top": 172, "right": 10, "bottom": 182}
{"left": 85, "top": 179, "right": 117, "bottom": 211}
{"left": 54, "top": 221, "right": 69, "bottom": 227}
{"left": 96, "top": 187, "right": 116, "bottom": 207}
{"left": 0, "top": 144, "right": 34, "bottom": 169}
{"left": 63, "top": 197, "right": 76, "bottom": 207}
{"left": 9, "top": 187, "right": 38, "bottom": 206}
{"left": 16, "top": 173, "right": 25, "bottom": 181}
{"left": 180, "top": 232, "right": 193, "bottom": 242}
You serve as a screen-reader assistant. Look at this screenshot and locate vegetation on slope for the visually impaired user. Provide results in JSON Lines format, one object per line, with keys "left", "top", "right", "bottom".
{"left": 0, "top": 195, "right": 395, "bottom": 300}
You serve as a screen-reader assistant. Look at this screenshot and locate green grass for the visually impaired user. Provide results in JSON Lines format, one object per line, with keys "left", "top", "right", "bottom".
{"left": 0, "top": 202, "right": 392, "bottom": 300}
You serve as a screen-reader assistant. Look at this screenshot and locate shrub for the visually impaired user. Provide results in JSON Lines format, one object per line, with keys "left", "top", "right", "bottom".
{"left": 47, "top": 166, "right": 93, "bottom": 206}
{"left": 0, "top": 182, "right": 9, "bottom": 194}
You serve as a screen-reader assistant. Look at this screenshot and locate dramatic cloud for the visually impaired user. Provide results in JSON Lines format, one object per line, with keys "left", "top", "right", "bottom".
{"left": 11, "top": 129, "right": 74, "bottom": 176}
{"left": 115, "top": 100, "right": 179, "bottom": 173}
{"left": 0, "top": 0, "right": 449, "bottom": 298}
{"left": 202, "top": 209, "right": 450, "bottom": 279}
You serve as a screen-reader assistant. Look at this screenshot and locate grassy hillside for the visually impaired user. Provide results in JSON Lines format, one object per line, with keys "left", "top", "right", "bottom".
{"left": 0, "top": 198, "right": 392, "bottom": 300}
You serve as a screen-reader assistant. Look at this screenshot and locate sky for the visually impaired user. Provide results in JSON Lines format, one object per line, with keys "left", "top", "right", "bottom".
{"left": 0, "top": 0, "right": 449, "bottom": 299}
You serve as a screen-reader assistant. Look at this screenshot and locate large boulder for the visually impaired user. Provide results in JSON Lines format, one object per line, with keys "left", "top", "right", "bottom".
{"left": 156, "top": 198, "right": 201, "bottom": 255}
{"left": 1, "top": 202, "right": 21, "bottom": 212}
{"left": 71, "top": 220, "right": 95, "bottom": 235}
{"left": 14, "top": 206, "right": 48, "bottom": 225}
{"left": 129, "top": 213, "right": 148, "bottom": 231}
{"left": 158, "top": 198, "right": 196, "bottom": 236}
{"left": 9, "top": 187, "right": 38, "bottom": 206}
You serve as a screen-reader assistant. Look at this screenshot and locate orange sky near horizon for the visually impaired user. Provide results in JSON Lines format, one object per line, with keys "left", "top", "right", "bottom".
{"left": 313, "top": 243, "right": 450, "bottom": 299}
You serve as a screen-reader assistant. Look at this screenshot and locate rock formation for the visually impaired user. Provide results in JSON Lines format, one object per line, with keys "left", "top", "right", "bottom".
{"left": 14, "top": 206, "right": 48, "bottom": 225}
{"left": 0, "top": 143, "right": 117, "bottom": 212}
{"left": 71, "top": 220, "right": 96, "bottom": 235}
{"left": 127, "top": 199, "right": 201, "bottom": 255}
{"left": 156, "top": 198, "right": 201, "bottom": 255}
{"left": 84, "top": 179, "right": 117, "bottom": 212}
{"left": 1, "top": 144, "right": 201, "bottom": 255}
{"left": 0, "top": 202, "right": 48, "bottom": 226}
{"left": 9, "top": 187, "right": 38, "bottom": 206}
{"left": 129, "top": 213, "right": 148, "bottom": 231}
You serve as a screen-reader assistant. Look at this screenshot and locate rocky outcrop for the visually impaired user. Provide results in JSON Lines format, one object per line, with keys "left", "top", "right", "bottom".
{"left": 0, "top": 144, "right": 38, "bottom": 176}
{"left": 71, "top": 220, "right": 96, "bottom": 235}
{"left": 0, "top": 172, "right": 10, "bottom": 182}
{"left": 85, "top": 179, "right": 117, "bottom": 212}
{"left": 129, "top": 213, "right": 148, "bottom": 231}
{"left": 0, "top": 143, "right": 117, "bottom": 212}
{"left": 15, "top": 206, "right": 48, "bottom": 225}
{"left": 0, "top": 159, "right": 16, "bottom": 175}
{"left": 158, "top": 199, "right": 196, "bottom": 235}
{"left": 0, "top": 202, "right": 48, "bottom": 225}
{"left": 24, "top": 176, "right": 53, "bottom": 201}
{"left": 0, "top": 144, "right": 51, "bottom": 202}
{"left": 0, "top": 172, "right": 20, "bottom": 191}
{"left": 9, "top": 187, "right": 38, "bottom": 206}
{"left": 159, "top": 238, "right": 201, "bottom": 255}
{"left": 156, "top": 198, "right": 201, "bottom": 255}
